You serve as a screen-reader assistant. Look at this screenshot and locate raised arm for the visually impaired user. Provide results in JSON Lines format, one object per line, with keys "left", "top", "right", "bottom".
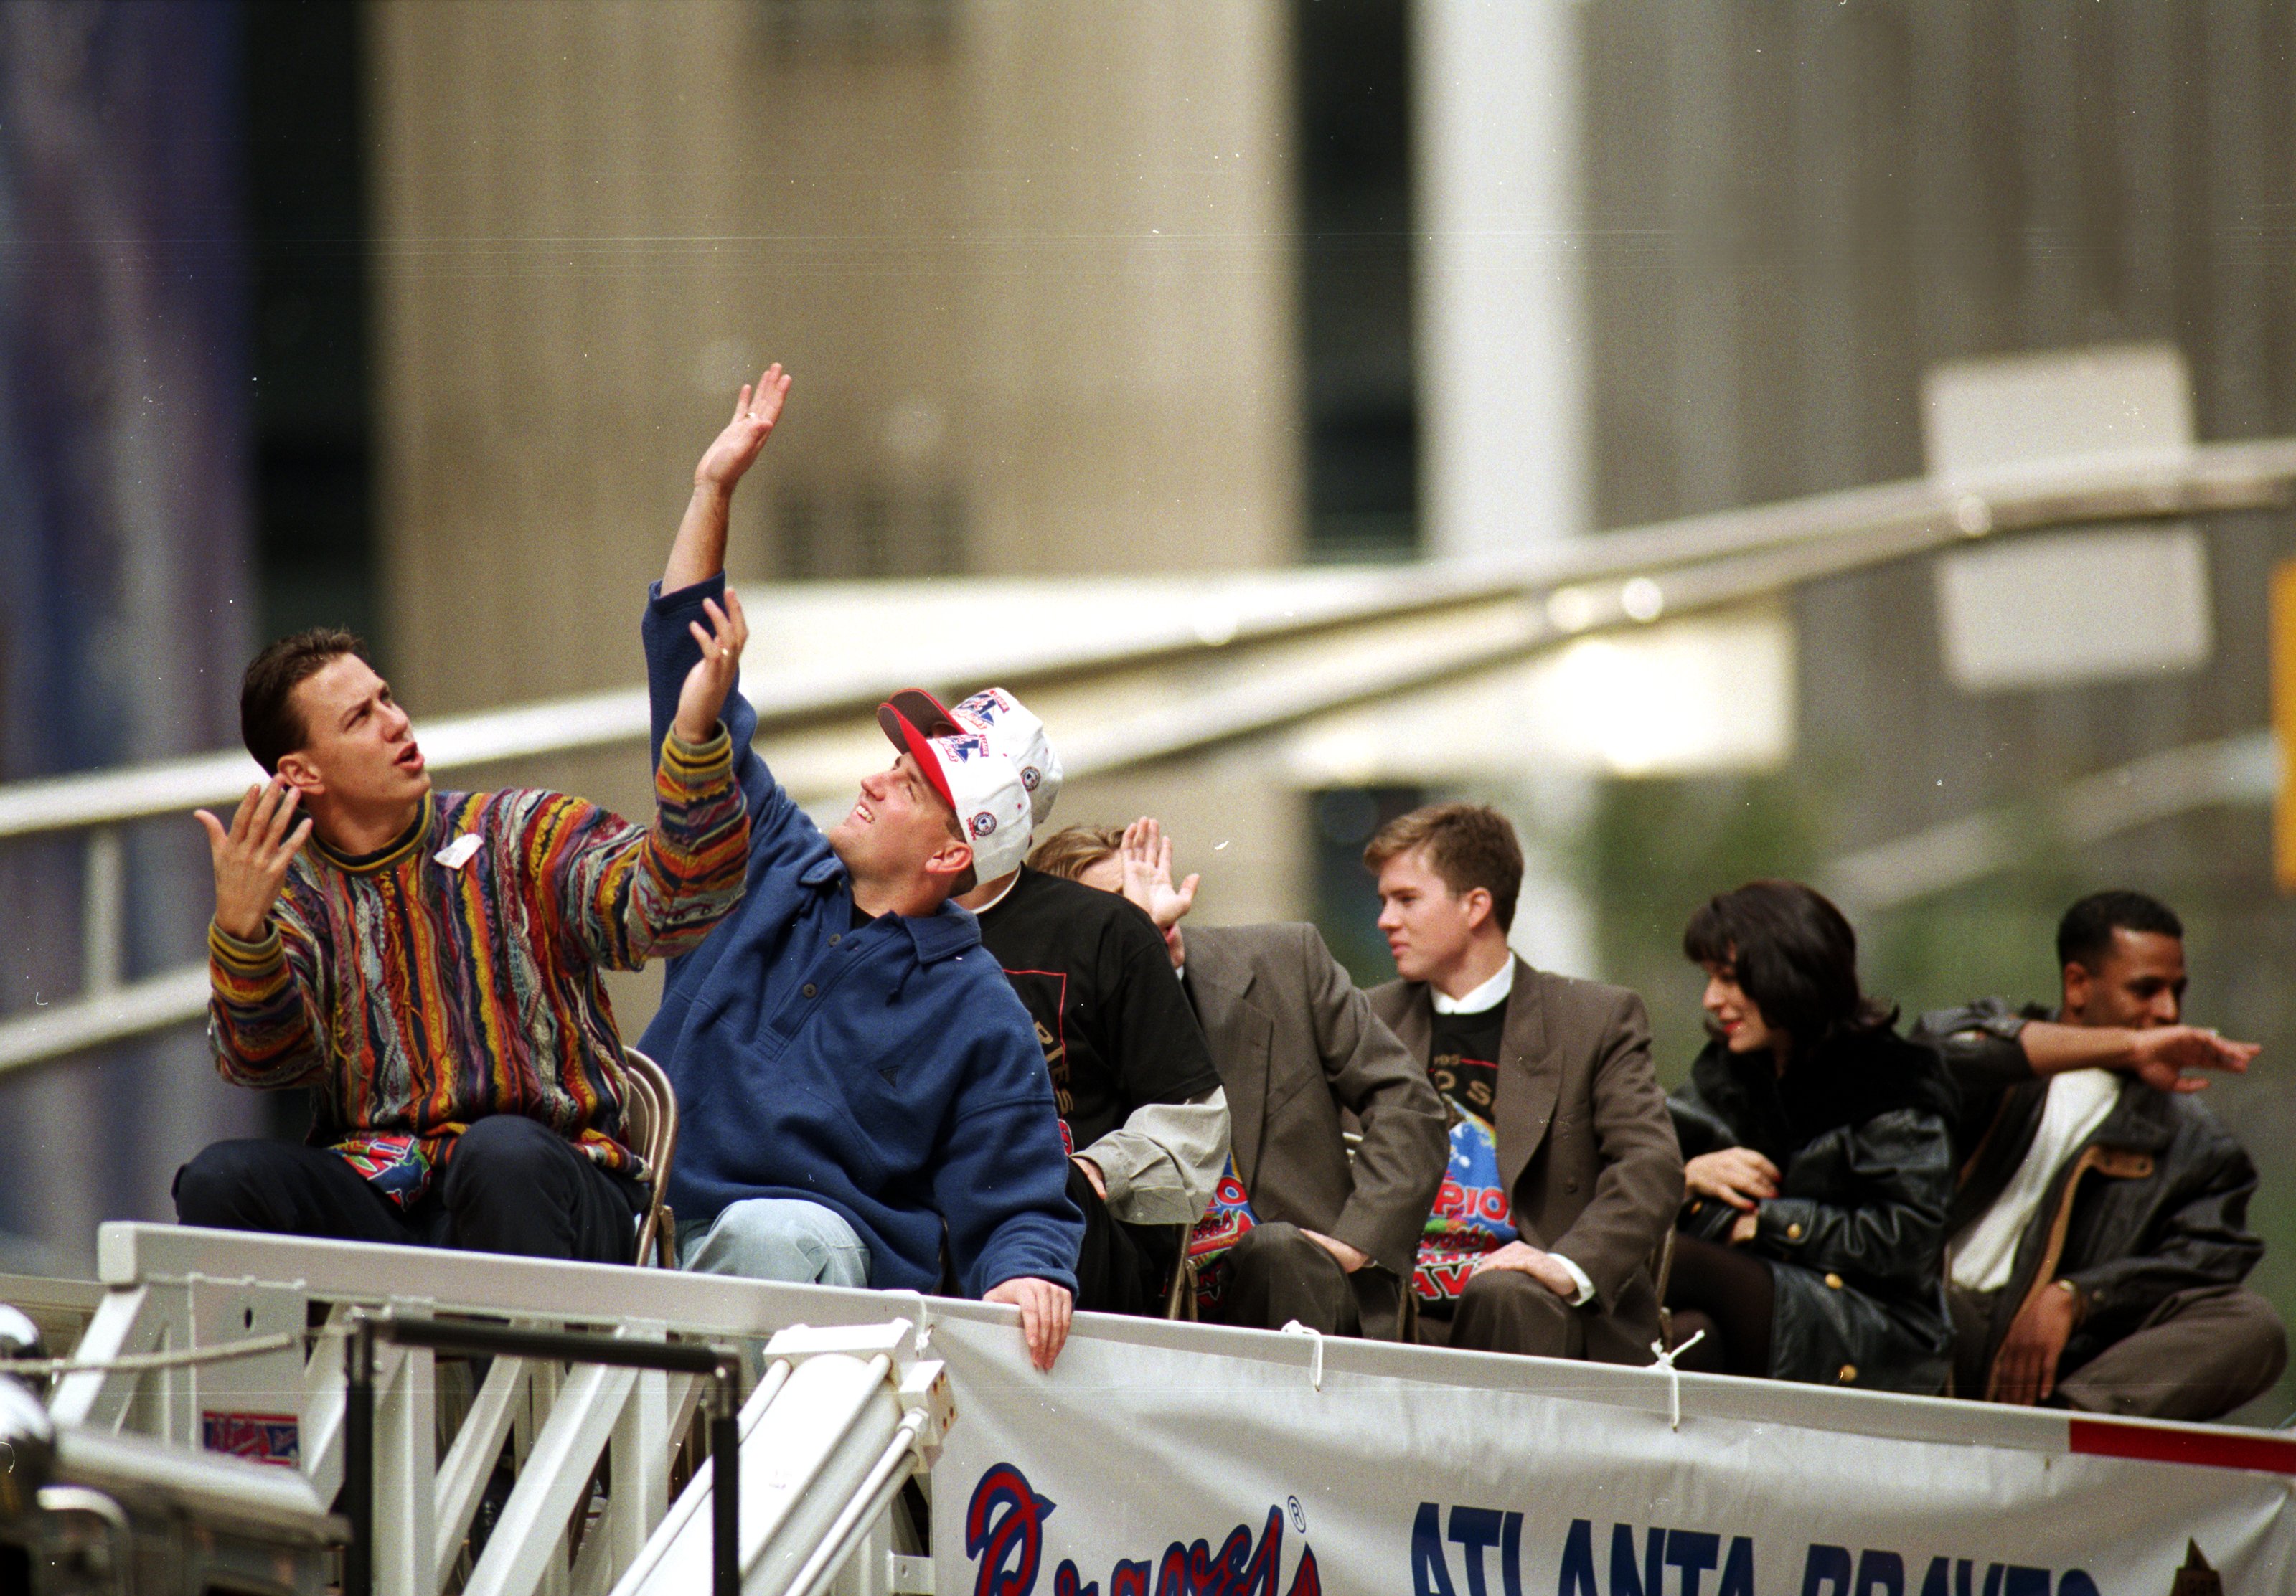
{"left": 664, "top": 365, "right": 790, "bottom": 595}
{"left": 198, "top": 781, "right": 328, "bottom": 1088}
{"left": 540, "top": 596, "right": 751, "bottom": 968}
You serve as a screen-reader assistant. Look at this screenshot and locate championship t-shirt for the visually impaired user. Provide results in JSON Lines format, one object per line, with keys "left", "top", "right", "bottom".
{"left": 1417, "top": 1001, "right": 1518, "bottom": 1305}
{"left": 971, "top": 867, "right": 1223, "bottom": 1152}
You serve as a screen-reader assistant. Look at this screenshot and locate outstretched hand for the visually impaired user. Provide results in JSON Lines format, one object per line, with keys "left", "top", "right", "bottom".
{"left": 694, "top": 364, "right": 791, "bottom": 494}
{"left": 195, "top": 779, "right": 314, "bottom": 941}
{"left": 1118, "top": 816, "right": 1199, "bottom": 930}
{"left": 2127, "top": 1025, "right": 2258, "bottom": 1092}
{"left": 673, "top": 590, "right": 751, "bottom": 746}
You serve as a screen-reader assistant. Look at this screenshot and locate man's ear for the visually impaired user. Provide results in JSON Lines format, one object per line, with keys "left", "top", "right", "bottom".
{"left": 275, "top": 752, "right": 326, "bottom": 799}
{"left": 2061, "top": 960, "right": 2092, "bottom": 1020}
{"left": 921, "top": 837, "right": 974, "bottom": 883}
{"left": 1462, "top": 885, "right": 1496, "bottom": 932}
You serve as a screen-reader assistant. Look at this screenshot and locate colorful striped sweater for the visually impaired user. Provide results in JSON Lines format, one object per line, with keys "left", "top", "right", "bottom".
{"left": 205, "top": 730, "right": 748, "bottom": 1206}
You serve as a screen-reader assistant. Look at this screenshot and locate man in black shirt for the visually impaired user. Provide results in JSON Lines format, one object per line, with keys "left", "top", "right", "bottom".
{"left": 890, "top": 689, "right": 1230, "bottom": 1316}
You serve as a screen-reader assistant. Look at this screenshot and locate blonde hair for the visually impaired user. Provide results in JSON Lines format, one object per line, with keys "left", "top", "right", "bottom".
{"left": 1028, "top": 823, "right": 1124, "bottom": 882}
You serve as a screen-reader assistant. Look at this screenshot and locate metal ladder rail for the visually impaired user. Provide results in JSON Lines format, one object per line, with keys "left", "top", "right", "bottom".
{"left": 613, "top": 1322, "right": 951, "bottom": 1596}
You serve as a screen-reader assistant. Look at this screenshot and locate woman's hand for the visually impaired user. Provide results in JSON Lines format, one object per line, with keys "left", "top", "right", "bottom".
{"left": 1684, "top": 1147, "right": 1780, "bottom": 1212}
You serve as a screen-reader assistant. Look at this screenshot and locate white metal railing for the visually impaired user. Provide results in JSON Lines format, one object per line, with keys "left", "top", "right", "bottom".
{"left": 47, "top": 1223, "right": 954, "bottom": 1596}
{"left": 3, "top": 439, "right": 2292, "bottom": 1077}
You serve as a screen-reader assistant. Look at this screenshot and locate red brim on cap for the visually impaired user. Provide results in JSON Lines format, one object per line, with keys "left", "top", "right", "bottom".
{"left": 875, "top": 701, "right": 959, "bottom": 813}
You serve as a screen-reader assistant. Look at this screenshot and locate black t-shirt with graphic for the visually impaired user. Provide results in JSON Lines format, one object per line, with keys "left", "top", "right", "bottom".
{"left": 972, "top": 867, "right": 1222, "bottom": 1151}
{"left": 1418, "top": 996, "right": 1517, "bottom": 1308}
{"left": 1429, "top": 1003, "right": 1507, "bottom": 1123}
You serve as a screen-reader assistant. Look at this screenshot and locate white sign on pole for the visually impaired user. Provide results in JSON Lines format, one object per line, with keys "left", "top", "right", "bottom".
{"left": 1923, "top": 344, "right": 2213, "bottom": 693}
{"left": 1932, "top": 527, "right": 2213, "bottom": 692}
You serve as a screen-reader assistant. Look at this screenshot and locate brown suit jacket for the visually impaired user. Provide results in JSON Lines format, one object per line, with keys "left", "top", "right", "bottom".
{"left": 1182, "top": 923, "right": 1449, "bottom": 1278}
{"left": 1371, "top": 957, "right": 1682, "bottom": 1348}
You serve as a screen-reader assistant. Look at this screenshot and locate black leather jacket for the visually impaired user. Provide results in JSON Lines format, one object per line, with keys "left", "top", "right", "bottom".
{"left": 1672, "top": 1029, "right": 1955, "bottom": 1394}
{"left": 1912, "top": 1000, "right": 2265, "bottom": 1382}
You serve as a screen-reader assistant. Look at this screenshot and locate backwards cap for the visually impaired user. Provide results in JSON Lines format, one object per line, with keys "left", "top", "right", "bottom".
{"left": 876, "top": 694, "right": 1032, "bottom": 881}
{"left": 948, "top": 687, "right": 1063, "bottom": 829}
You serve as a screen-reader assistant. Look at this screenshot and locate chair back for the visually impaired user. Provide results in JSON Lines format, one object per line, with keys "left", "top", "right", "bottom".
{"left": 617, "top": 1047, "right": 680, "bottom": 1268}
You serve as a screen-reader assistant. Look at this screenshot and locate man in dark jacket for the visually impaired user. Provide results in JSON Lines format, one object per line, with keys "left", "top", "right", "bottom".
{"left": 1914, "top": 889, "right": 2284, "bottom": 1419}
{"left": 639, "top": 369, "right": 1083, "bottom": 1371}
{"left": 1031, "top": 820, "right": 1451, "bottom": 1340}
{"left": 1362, "top": 804, "right": 1682, "bottom": 1362}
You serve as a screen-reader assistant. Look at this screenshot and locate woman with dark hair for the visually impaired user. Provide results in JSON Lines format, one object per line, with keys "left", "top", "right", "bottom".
{"left": 1664, "top": 880, "right": 1956, "bottom": 1393}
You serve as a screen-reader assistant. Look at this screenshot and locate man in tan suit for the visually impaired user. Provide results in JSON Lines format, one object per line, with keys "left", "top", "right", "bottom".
{"left": 1364, "top": 804, "right": 1681, "bottom": 1363}
{"left": 1030, "top": 823, "right": 1449, "bottom": 1340}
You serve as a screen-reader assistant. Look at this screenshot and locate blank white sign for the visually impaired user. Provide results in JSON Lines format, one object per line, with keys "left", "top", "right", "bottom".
{"left": 1933, "top": 527, "right": 2213, "bottom": 691}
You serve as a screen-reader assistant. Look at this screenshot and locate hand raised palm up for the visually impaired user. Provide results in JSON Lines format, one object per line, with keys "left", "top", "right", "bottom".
{"left": 695, "top": 364, "right": 792, "bottom": 491}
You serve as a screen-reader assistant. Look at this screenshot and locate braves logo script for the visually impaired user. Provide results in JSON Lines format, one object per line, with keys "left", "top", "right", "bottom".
{"left": 968, "top": 1462, "right": 1321, "bottom": 1596}
{"left": 941, "top": 732, "right": 995, "bottom": 762}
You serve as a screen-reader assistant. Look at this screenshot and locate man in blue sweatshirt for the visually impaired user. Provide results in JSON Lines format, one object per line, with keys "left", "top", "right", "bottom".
{"left": 639, "top": 366, "right": 1082, "bottom": 1370}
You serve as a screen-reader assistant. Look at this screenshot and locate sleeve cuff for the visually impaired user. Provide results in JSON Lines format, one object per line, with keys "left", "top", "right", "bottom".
{"left": 1552, "top": 1252, "right": 1597, "bottom": 1307}
{"left": 207, "top": 920, "right": 285, "bottom": 975}
{"left": 648, "top": 571, "right": 726, "bottom": 615}
{"left": 659, "top": 726, "right": 733, "bottom": 785}
{"left": 1757, "top": 1199, "right": 1815, "bottom": 1250}
{"left": 1078, "top": 1136, "right": 1137, "bottom": 1204}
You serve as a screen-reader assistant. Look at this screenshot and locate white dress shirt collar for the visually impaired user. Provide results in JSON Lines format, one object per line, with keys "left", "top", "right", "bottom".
{"left": 1432, "top": 956, "right": 1515, "bottom": 1016}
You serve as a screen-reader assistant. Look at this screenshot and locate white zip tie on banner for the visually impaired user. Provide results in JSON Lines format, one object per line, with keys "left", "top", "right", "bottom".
{"left": 1647, "top": 1329, "right": 1707, "bottom": 1431}
{"left": 0, "top": 1331, "right": 298, "bottom": 1380}
{"left": 884, "top": 1290, "right": 935, "bottom": 1354}
{"left": 1279, "top": 1320, "right": 1325, "bottom": 1392}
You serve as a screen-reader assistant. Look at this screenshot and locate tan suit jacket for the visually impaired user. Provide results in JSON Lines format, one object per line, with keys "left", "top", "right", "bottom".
{"left": 1182, "top": 923, "right": 1449, "bottom": 1278}
{"left": 1371, "top": 957, "right": 1682, "bottom": 1354}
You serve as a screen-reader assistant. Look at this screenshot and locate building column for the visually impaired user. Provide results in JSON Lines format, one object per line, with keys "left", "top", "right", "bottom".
{"left": 1411, "top": 0, "right": 1589, "bottom": 559}
{"left": 1412, "top": 0, "right": 1594, "bottom": 975}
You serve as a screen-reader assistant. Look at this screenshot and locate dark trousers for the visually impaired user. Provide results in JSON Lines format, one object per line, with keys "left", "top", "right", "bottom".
{"left": 1066, "top": 1162, "right": 1175, "bottom": 1316}
{"left": 1206, "top": 1222, "right": 1406, "bottom": 1340}
{"left": 174, "top": 1116, "right": 643, "bottom": 1265}
{"left": 1418, "top": 1268, "right": 1646, "bottom": 1364}
{"left": 1663, "top": 1232, "right": 1777, "bottom": 1379}
{"left": 1950, "top": 1282, "right": 2289, "bottom": 1421}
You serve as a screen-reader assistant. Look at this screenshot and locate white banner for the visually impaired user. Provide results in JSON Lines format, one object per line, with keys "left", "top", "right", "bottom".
{"left": 923, "top": 1311, "right": 2294, "bottom": 1596}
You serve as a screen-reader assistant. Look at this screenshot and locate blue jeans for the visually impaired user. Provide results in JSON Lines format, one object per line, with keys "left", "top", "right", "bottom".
{"left": 677, "top": 1197, "right": 871, "bottom": 1287}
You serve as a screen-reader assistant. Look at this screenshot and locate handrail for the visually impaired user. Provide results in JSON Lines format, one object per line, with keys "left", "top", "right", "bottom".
{"left": 1, "top": 438, "right": 2292, "bottom": 1079}
{"left": 1, "top": 436, "right": 2287, "bottom": 842}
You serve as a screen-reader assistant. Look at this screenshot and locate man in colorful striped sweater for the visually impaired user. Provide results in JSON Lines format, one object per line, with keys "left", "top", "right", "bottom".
{"left": 173, "top": 603, "right": 751, "bottom": 1263}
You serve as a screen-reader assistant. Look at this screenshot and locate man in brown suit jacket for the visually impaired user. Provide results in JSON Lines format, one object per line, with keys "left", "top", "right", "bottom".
{"left": 1028, "top": 821, "right": 1449, "bottom": 1340}
{"left": 1365, "top": 803, "right": 1682, "bottom": 1364}
{"left": 1182, "top": 920, "right": 1449, "bottom": 1338}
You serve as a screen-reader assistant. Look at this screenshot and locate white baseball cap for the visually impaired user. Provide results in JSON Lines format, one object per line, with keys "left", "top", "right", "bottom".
{"left": 948, "top": 687, "right": 1063, "bottom": 828}
{"left": 876, "top": 695, "right": 1033, "bottom": 881}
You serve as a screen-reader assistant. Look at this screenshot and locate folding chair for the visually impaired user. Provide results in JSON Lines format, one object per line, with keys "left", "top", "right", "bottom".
{"left": 615, "top": 1047, "right": 681, "bottom": 1269}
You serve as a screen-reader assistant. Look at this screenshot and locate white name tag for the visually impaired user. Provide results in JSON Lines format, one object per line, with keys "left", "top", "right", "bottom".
{"left": 433, "top": 834, "right": 483, "bottom": 872}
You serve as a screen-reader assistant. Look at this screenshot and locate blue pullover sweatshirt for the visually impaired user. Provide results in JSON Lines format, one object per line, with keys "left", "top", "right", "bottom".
{"left": 639, "top": 576, "right": 1083, "bottom": 1296}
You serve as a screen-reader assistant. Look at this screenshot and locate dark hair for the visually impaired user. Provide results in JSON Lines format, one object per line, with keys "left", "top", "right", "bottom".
{"left": 240, "top": 628, "right": 365, "bottom": 774}
{"left": 1030, "top": 824, "right": 1124, "bottom": 882}
{"left": 1362, "top": 803, "right": 1525, "bottom": 932}
{"left": 2057, "top": 890, "right": 2183, "bottom": 971}
{"left": 1683, "top": 879, "right": 1893, "bottom": 1053}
